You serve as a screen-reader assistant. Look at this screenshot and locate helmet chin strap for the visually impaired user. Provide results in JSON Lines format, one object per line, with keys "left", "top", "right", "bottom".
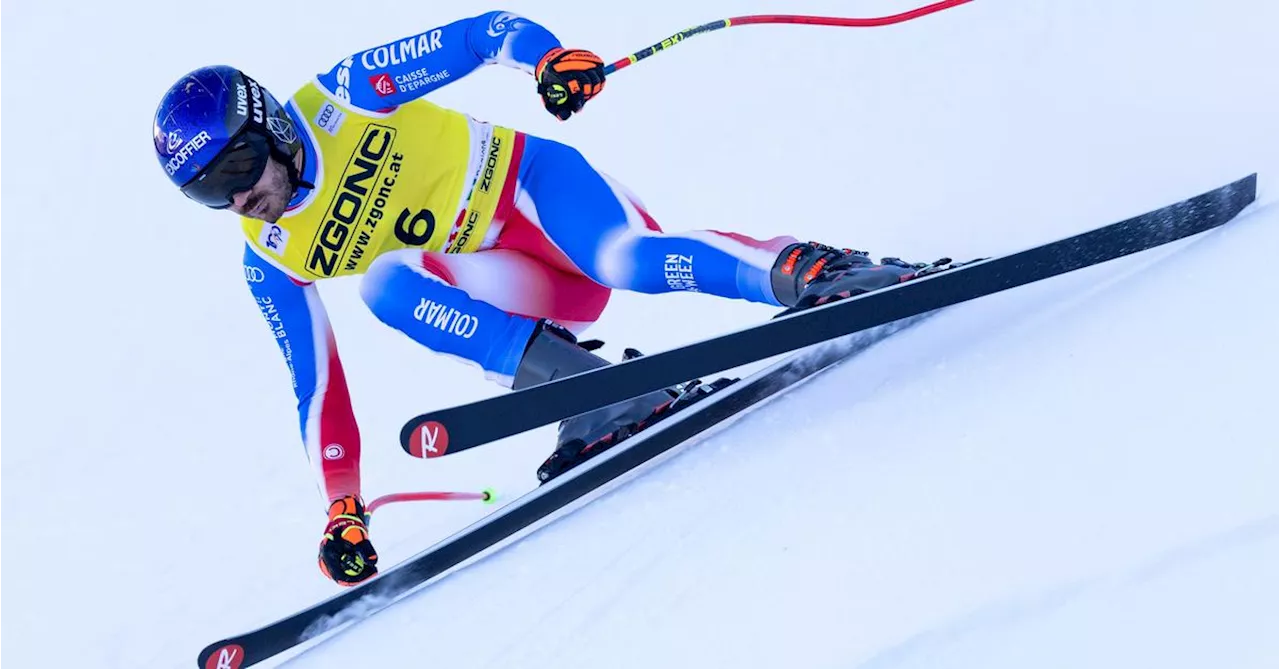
{"left": 274, "top": 146, "right": 315, "bottom": 194}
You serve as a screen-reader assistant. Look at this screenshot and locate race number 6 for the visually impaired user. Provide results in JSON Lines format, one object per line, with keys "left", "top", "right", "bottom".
{"left": 394, "top": 208, "right": 436, "bottom": 246}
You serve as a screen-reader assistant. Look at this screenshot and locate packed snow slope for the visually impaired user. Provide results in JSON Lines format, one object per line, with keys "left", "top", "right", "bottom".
{"left": 1, "top": 1, "right": 1275, "bottom": 668}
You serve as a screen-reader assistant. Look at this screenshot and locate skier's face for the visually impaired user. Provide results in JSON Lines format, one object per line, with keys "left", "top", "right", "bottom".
{"left": 228, "top": 155, "right": 292, "bottom": 222}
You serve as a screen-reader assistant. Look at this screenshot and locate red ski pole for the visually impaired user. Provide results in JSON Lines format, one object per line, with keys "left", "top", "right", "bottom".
{"left": 366, "top": 489, "right": 496, "bottom": 515}
{"left": 603, "top": 0, "right": 974, "bottom": 75}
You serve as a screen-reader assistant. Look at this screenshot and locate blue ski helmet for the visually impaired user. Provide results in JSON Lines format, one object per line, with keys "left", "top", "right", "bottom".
{"left": 153, "top": 65, "right": 304, "bottom": 208}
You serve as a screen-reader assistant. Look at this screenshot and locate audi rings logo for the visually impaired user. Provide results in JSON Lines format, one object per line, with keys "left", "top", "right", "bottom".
{"left": 323, "top": 444, "right": 345, "bottom": 460}
{"left": 244, "top": 265, "right": 266, "bottom": 283}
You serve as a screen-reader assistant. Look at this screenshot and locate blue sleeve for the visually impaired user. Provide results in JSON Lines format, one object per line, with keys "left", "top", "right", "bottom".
{"left": 244, "top": 245, "right": 363, "bottom": 500}
{"left": 317, "top": 11, "right": 562, "bottom": 111}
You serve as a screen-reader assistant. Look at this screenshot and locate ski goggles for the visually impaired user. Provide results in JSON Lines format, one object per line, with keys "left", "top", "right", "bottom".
{"left": 180, "top": 127, "right": 273, "bottom": 209}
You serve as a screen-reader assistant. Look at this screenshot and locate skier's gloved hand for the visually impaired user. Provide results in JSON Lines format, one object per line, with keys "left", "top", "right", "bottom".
{"left": 536, "top": 47, "right": 606, "bottom": 120}
{"left": 317, "top": 495, "right": 379, "bottom": 587}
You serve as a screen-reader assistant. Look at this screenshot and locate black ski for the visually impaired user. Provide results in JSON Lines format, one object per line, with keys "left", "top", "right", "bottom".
{"left": 197, "top": 316, "right": 921, "bottom": 668}
{"left": 400, "top": 174, "right": 1257, "bottom": 458}
{"left": 199, "top": 176, "right": 1256, "bottom": 667}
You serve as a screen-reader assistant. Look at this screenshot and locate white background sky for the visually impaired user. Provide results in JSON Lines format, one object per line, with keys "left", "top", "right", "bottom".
{"left": 2, "top": 1, "right": 1276, "bottom": 667}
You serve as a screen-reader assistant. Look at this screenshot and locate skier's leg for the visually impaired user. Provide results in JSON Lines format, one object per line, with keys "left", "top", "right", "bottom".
{"left": 511, "top": 136, "right": 797, "bottom": 306}
{"left": 359, "top": 247, "right": 611, "bottom": 386}
{"left": 509, "top": 136, "right": 935, "bottom": 311}
{"left": 362, "top": 246, "right": 672, "bottom": 478}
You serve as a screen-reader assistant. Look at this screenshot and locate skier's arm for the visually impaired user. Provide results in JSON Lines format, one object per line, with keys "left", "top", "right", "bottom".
{"left": 317, "top": 11, "right": 562, "bottom": 110}
{"left": 244, "top": 245, "right": 362, "bottom": 502}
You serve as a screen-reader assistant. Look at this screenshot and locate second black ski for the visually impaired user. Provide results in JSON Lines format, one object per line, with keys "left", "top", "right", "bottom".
{"left": 400, "top": 174, "right": 1258, "bottom": 458}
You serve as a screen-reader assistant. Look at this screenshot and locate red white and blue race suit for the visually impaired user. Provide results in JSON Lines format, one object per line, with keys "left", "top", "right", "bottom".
{"left": 244, "top": 11, "right": 796, "bottom": 502}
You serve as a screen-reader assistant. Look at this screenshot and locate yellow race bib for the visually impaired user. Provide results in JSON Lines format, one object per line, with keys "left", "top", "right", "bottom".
{"left": 244, "top": 81, "right": 516, "bottom": 280}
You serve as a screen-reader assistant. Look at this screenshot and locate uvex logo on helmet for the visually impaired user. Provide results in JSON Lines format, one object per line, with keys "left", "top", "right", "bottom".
{"left": 248, "top": 80, "right": 264, "bottom": 123}
{"left": 235, "top": 79, "right": 265, "bottom": 124}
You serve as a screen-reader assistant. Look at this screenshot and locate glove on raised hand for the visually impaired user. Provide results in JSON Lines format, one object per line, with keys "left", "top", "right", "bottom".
{"left": 536, "top": 47, "right": 606, "bottom": 120}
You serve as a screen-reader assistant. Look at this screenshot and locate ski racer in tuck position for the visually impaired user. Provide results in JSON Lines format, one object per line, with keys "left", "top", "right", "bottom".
{"left": 153, "top": 11, "right": 946, "bottom": 587}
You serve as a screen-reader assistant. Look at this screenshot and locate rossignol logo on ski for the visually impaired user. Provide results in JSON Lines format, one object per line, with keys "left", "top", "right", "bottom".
{"left": 409, "top": 421, "right": 449, "bottom": 458}
{"left": 204, "top": 644, "right": 245, "bottom": 669}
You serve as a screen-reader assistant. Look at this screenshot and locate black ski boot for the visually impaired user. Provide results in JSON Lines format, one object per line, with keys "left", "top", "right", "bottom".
{"left": 770, "top": 242, "right": 960, "bottom": 314}
{"left": 513, "top": 321, "right": 734, "bottom": 484}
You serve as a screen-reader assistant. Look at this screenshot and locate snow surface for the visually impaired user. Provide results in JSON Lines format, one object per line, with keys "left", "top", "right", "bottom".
{"left": 2, "top": 1, "right": 1276, "bottom": 668}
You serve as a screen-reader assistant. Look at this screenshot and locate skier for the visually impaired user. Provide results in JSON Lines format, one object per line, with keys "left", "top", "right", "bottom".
{"left": 153, "top": 11, "right": 941, "bottom": 587}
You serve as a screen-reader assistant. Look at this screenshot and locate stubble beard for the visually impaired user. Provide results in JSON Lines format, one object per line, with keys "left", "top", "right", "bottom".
{"left": 253, "top": 163, "right": 293, "bottom": 223}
